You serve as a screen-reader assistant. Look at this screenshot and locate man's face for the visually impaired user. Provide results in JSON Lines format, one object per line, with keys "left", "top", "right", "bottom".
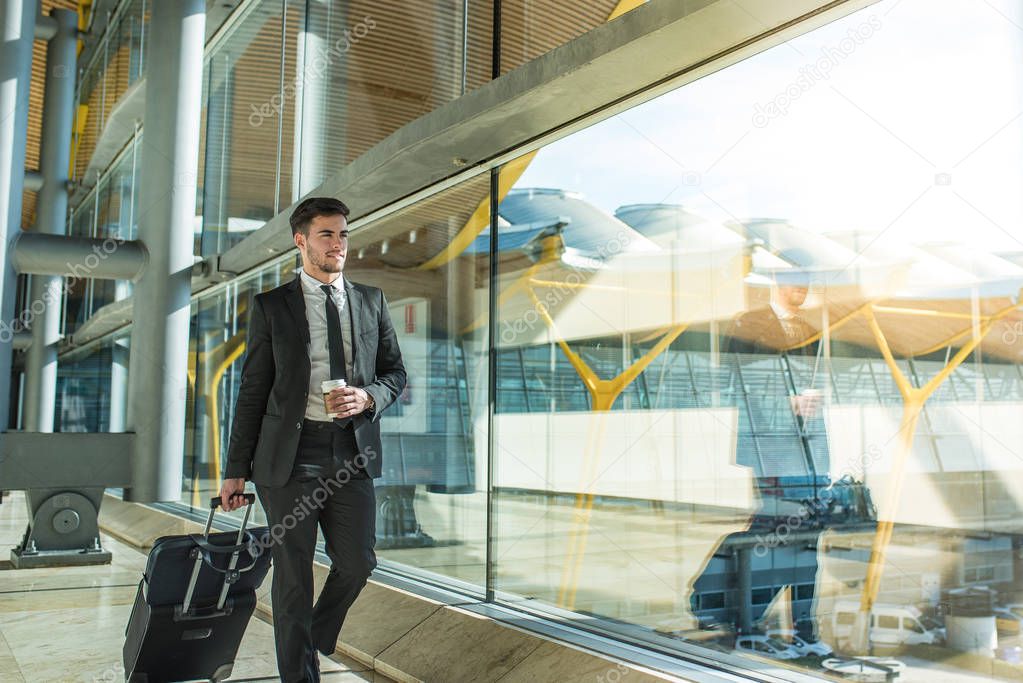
{"left": 779, "top": 285, "right": 809, "bottom": 308}
{"left": 295, "top": 214, "right": 348, "bottom": 276}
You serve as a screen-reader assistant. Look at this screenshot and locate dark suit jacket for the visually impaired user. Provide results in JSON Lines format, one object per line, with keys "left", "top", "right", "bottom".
{"left": 224, "top": 275, "right": 406, "bottom": 486}
{"left": 725, "top": 306, "right": 818, "bottom": 358}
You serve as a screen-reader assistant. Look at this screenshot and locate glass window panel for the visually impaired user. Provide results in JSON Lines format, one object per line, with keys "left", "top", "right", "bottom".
{"left": 493, "top": 0, "right": 1023, "bottom": 678}
{"left": 54, "top": 332, "right": 129, "bottom": 433}
{"left": 199, "top": 2, "right": 288, "bottom": 256}
{"left": 285, "top": 0, "right": 493, "bottom": 200}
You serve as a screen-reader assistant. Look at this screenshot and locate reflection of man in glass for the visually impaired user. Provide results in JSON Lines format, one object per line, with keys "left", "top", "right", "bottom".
{"left": 689, "top": 257, "right": 832, "bottom": 645}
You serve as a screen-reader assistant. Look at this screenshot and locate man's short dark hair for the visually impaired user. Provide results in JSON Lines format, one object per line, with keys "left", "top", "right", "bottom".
{"left": 290, "top": 196, "right": 350, "bottom": 236}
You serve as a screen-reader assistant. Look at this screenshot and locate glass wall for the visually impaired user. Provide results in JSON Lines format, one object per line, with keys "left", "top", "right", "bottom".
{"left": 487, "top": 0, "right": 1023, "bottom": 679}
{"left": 48, "top": 0, "right": 1023, "bottom": 679}
{"left": 187, "top": 1, "right": 1023, "bottom": 679}
{"left": 341, "top": 174, "right": 491, "bottom": 585}
{"left": 198, "top": 0, "right": 292, "bottom": 256}
{"left": 64, "top": 137, "right": 140, "bottom": 337}
{"left": 62, "top": 0, "right": 654, "bottom": 270}
{"left": 72, "top": 0, "right": 149, "bottom": 183}
{"left": 54, "top": 331, "right": 131, "bottom": 433}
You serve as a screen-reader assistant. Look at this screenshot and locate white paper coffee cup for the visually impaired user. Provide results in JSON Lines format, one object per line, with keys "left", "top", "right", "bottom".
{"left": 321, "top": 378, "right": 347, "bottom": 418}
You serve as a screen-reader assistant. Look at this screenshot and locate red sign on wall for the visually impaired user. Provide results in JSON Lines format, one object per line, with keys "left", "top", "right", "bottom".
{"left": 405, "top": 304, "right": 416, "bottom": 334}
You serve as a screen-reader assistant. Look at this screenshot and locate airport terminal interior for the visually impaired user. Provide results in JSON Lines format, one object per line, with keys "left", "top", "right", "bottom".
{"left": 3, "top": 0, "right": 1023, "bottom": 681}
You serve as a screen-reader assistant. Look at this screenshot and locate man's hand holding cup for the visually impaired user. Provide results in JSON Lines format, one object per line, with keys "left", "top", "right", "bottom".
{"left": 790, "top": 388, "right": 822, "bottom": 419}
{"left": 322, "top": 378, "right": 372, "bottom": 418}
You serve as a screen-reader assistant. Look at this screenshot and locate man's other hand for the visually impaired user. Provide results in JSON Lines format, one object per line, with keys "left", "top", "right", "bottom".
{"left": 219, "top": 477, "right": 248, "bottom": 511}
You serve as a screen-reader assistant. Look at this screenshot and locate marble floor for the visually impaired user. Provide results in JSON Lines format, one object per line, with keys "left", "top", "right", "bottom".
{"left": 0, "top": 491, "right": 389, "bottom": 682}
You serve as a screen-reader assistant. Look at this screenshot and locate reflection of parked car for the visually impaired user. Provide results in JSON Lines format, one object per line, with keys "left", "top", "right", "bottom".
{"left": 734, "top": 635, "right": 801, "bottom": 660}
{"left": 832, "top": 602, "right": 944, "bottom": 646}
{"left": 767, "top": 629, "right": 832, "bottom": 657}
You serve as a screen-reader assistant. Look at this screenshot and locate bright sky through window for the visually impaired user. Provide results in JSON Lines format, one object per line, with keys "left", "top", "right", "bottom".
{"left": 518, "top": 0, "right": 1023, "bottom": 252}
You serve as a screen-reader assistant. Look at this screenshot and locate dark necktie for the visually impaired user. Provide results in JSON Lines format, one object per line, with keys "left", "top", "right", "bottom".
{"left": 320, "top": 284, "right": 351, "bottom": 428}
{"left": 320, "top": 284, "right": 347, "bottom": 381}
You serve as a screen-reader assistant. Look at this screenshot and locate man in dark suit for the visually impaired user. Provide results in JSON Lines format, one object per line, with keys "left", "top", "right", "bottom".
{"left": 219, "top": 196, "right": 406, "bottom": 682}
{"left": 689, "top": 267, "right": 830, "bottom": 640}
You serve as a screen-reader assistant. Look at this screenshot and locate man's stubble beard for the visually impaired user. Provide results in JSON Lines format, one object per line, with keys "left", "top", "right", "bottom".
{"left": 310, "top": 250, "right": 344, "bottom": 275}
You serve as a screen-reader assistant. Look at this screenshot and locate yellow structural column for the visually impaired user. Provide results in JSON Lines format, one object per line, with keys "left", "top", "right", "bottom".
{"left": 849, "top": 303, "right": 1013, "bottom": 653}
{"left": 522, "top": 284, "right": 687, "bottom": 607}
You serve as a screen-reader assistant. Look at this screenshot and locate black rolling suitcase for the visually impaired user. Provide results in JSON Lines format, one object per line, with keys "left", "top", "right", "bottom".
{"left": 123, "top": 494, "right": 273, "bottom": 682}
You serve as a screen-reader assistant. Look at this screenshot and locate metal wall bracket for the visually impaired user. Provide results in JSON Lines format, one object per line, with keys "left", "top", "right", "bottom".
{"left": 11, "top": 487, "right": 110, "bottom": 568}
{"left": 1, "top": 431, "right": 133, "bottom": 568}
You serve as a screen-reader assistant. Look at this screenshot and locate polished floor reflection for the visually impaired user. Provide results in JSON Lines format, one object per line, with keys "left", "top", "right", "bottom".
{"left": 0, "top": 492, "right": 381, "bottom": 682}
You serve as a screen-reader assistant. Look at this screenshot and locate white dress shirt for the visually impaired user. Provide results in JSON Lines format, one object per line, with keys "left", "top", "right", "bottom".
{"left": 770, "top": 301, "right": 802, "bottom": 343}
{"left": 299, "top": 269, "right": 355, "bottom": 420}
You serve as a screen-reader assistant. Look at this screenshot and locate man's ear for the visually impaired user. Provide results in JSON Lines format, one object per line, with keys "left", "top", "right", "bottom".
{"left": 294, "top": 232, "right": 305, "bottom": 249}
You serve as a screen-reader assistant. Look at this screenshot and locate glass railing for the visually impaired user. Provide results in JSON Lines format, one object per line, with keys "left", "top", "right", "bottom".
{"left": 72, "top": 0, "right": 148, "bottom": 183}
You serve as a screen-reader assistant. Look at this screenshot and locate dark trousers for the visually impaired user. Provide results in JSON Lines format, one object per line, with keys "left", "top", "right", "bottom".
{"left": 256, "top": 420, "right": 376, "bottom": 683}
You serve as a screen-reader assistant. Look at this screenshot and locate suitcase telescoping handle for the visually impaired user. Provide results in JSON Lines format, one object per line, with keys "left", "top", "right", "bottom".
{"left": 208, "top": 493, "right": 256, "bottom": 535}
{"left": 181, "top": 494, "right": 257, "bottom": 616}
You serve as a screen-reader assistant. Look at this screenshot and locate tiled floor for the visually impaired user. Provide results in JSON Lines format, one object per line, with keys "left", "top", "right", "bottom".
{"left": 0, "top": 491, "right": 385, "bottom": 682}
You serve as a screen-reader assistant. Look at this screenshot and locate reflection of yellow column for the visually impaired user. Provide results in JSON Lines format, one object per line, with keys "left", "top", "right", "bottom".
{"left": 186, "top": 330, "right": 246, "bottom": 507}
{"left": 205, "top": 333, "right": 247, "bottom": 492}
{"left": 559, "top": 412, "right": 609, "bottom": 608}
{"left": 522, "top": 284, "right": 687, "bottom": 607}
{"left": 848, "top": 303, "right": 1014, "bottom": 653}
{"left": 416, "top": 152, "right": 537, "bottom": 271}
{"left": 608, "top": 0, "right": 646, "bottom": 20}
{"left": 460, "top": 234, "right": 564, "bottom": 336}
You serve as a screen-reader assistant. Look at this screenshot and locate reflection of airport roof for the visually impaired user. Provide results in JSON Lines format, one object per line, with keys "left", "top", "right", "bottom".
{"left": 463, "top": 216, "right": 567, "bottom": 255}
{"left": 724, "top": 218, "right": 880, "bottom": 287}
{"left": 614, "top": 204, "right": 744, "bottom": 250}
{"left": 726, "top": 218, "right": 860, "bottom": 269}
{"left": 478, "top": 188, "right": 658, "bottom": 258}
{"left": 922, "top": 244, "right": 1023, "bottom": 296}
{"left": 828, "top": 231, "right": 1023, "bottom": 298}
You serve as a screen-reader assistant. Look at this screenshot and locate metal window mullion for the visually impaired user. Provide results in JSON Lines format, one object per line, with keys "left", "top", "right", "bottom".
{"left": 732, "top": 357, "right": 764, "bottom": 472}
{"left": 139, "top": 0, "right": 147, "bottom": 76}
{"left": 129, "top": 124, "right": 139, "bottom": 239}
{"left": 517, "top": 347, "right": 530, "bottom": 413}
{"left": 461, "top": 0, "right": 469, "bottom": 95}
{"left": 100, "top": 17, "right": 110, "bottom": 132}
{"left": 218, "top": 54, "right": 232, "bottom": 249}
{"left": 485, "top": 166, "right": 499, "bottom": 603}
{"left": 492, "top": 0, "right": 501, "bottom": 79}
{"left": 273, "top": 0, "right": 287, "bottom": 217}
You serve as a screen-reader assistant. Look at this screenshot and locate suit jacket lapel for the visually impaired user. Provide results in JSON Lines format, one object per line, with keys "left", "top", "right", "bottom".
{"left": 343, "top": 277, "right": 360, "bottom": 368}
{"left": 284, "top": 275, "right": 311, "bottom": 345}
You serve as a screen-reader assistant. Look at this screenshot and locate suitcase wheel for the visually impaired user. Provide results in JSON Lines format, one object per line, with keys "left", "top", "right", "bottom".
{"left": 211, "top": 663, "right": 233, "bottom": 682}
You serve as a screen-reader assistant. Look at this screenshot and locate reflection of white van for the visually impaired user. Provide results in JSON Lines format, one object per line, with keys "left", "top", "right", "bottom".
{"left": 832, "top": 602, "right": 944, "bottom": 646}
